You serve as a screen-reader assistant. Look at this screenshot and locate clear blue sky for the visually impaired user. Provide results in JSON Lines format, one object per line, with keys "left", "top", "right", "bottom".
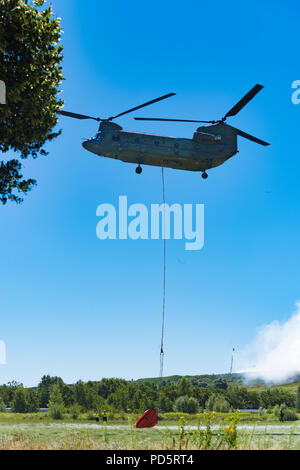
{"left": 1, "top": 0, "right": 300, "bottom": 386}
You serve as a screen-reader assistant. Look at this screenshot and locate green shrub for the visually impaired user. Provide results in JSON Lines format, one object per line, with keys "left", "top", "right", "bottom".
{"left": 174, "top": 396, "right": 199, "bottom": 414}
{"left": 212, "top": 397, "right": 231, "bottom": 413}
{"left": 69, "top": 404, "right": 80, "bottom": 419}
{"left": 12, "top": 388, "right": 27, "bottom": 413}
{"left": 48, "top": 383, "right": 65, "bottom": 420}
{"left": 273, "top": 404, "right": 280, "bottom": 417}
{"left": 0, "top": 397, "right": 6, "bottom": 412}
{"left": 279, "top": 403, "right": 287, "bottom": 421}
{"left": 205, "top": 395, "right": 216, "bottom": 411}
{"left": 205, "top": 394, "right": 230, "bottom": 412}
{"left": 25, "top": 389, "right": 39, "bottom": 413}
{"left": 48, "top": 403, "right": 64, "bottom": 420}
{"left": 258, "top": 407, "right": 267, "bottom": 417}
{"left": 282, "top": 408, "right": 298, "bottom": 421}
{"left": 296, "top": 383, "right": 300, "bottom": 412}
{"left": 87, "top": 411, "right": 96, "bottom": 420}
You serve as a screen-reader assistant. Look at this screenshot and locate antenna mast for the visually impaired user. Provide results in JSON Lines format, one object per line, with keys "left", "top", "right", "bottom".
{"left": 230, "top": 348, "right": 235, "bottom": 375}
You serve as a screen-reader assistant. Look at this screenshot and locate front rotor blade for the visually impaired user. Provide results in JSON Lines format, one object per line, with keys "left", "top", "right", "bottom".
{"left": 58, "top": 110, "right": 101, "bottom": 121}
{"left": 134, "top": 117, "right": 214, "bottom": 123}
{"left": 223, "top": 84, "right": 264, "bottom": 120}
{"left": 230, "top": 125, "right": 270, "bottom": 146}
{"left": 109, "top": 93, "right": 176, "bottom": 120}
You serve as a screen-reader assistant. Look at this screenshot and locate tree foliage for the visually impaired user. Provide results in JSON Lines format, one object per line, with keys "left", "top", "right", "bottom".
{"left": 296, "top": 383, "right": 300, "bottom": 412}
{"left": 174, "top": 395, "right": 199, "bottom": 414}
{"left": 0, "top": 0, "right": 64, "bottom": 204}
{"left": 214, "top": 378, "right": 228, "bottom": 390}
{"left": 12, "top": 387, "right": 27, "bottom": 412}
{"left": 37, "top": 374, "right": 64, "bottom": 407}
{"left": 0, "top": 396, "right": 6, "bottom": 412}
{"left": 48, "top": 383, "right": 65, "bottom": 419}
{"left": 0, "top": 375, "right": 298, "bottom": 415}
{"left": 25, "top": 388, "right": 39, "bottom": 412}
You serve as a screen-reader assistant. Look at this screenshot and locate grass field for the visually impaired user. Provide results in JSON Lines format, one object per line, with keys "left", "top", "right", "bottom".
{"left": 247, "top": 381, "right": 299, "bottom": 393}
{"left": 1, "top": 374, "right": 299, "bottom": 449}
{"left": 0, "top": 412, "right": 300, "bottom": 450}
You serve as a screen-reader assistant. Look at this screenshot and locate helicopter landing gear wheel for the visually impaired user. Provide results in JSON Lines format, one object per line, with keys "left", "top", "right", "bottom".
{"left": 136, "top": 165, "right": 142, "bottom": 174}
{"left": 202, "top": 171, "right": 208, "bottom": 179}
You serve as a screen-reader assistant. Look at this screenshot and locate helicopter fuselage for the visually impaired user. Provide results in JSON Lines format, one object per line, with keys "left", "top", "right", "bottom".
{"left": 82, "top": 121, "right": 238, "bottom": 172}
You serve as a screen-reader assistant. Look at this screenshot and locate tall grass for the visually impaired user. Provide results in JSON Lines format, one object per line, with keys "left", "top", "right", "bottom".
{"left": 0, "top": 412, "right": 299, "bottom": 449}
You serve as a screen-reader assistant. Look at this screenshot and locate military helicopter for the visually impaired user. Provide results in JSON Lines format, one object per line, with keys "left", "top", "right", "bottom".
{"left": 58, "top": 84, "right": 269, "bottom": 178}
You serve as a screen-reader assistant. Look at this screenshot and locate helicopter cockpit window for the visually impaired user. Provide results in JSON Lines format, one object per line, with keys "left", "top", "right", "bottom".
{"left": 112, "top": 135, "right": 120, "bottom": 142}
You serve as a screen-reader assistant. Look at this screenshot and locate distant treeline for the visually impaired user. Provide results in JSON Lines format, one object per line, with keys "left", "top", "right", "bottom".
{"left": 0, "top": 374, "right": 298, "bottom": 414}
{"left": 137, "top": 373, "right": 245, "bottom": 387}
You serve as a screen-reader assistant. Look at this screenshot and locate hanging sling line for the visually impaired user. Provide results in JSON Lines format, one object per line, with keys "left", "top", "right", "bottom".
{"left": 160, "top": 167, "right": 166, "bottom": 379}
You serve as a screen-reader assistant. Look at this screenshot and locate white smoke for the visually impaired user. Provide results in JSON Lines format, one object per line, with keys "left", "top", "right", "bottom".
{"left": 237, "top": 301, "right": 300, "bottom": 383}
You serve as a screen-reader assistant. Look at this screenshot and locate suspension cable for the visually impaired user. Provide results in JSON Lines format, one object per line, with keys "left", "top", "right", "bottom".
{"left": 160, "top": 167, "right": 166, "bottom": 379}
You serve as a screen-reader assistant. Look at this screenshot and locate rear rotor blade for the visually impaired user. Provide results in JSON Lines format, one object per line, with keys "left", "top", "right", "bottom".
{"left": 223, "top": 84, "right": 264, "bottom": 120}
{"left": 230, "top": 125, "right": 270, "bottom": 146}
{"left": 134, "top": 117, "right": 214, "bottom": 123}
{"left": 109, "top": 93, "right": 176, "bottom": 120}
{"left": 58, "top": 110, "right": 101, "bottom": 121}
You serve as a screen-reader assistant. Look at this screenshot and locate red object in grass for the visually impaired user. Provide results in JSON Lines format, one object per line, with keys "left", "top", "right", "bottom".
{"left": 135, "top": 408, "right": 158, "bottom": 428}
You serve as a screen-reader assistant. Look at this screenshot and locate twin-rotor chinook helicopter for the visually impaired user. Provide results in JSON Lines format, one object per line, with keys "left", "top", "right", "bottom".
{"left": 58, "top": 84, "right": 270, "bottom": 178}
